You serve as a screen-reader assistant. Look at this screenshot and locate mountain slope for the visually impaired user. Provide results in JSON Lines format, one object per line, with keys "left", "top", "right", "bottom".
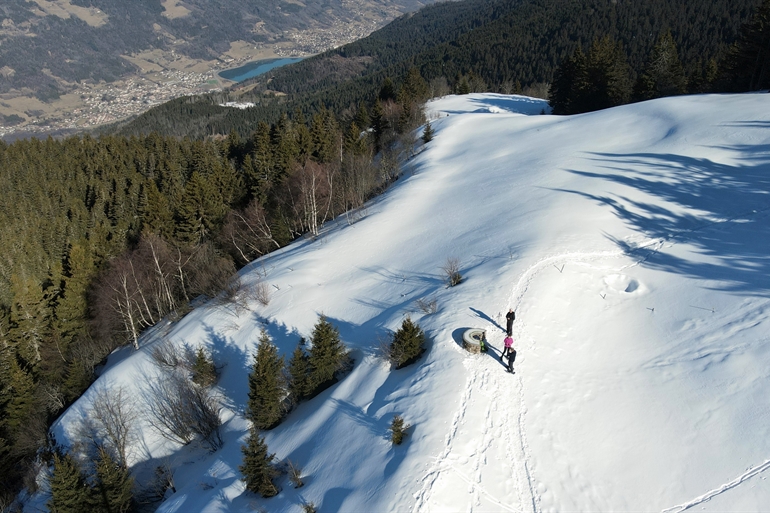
{"left": 41, "top": 92, "right": 770, "bottom": 512}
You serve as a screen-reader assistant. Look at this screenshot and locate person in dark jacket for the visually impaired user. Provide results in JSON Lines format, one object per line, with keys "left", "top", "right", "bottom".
{"left": 507, "top": 348, "right": 516, "bottom": 373}
{"left": 505, "top": 309, "right": 515, "bottom": 336}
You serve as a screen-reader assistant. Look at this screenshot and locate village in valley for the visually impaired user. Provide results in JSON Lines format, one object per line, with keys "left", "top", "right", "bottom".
{"left": 0, "top": 3, "right": 397, "bottom": 139}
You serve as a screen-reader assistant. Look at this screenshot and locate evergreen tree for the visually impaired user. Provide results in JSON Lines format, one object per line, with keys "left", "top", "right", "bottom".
{"left": 8, "top": 273, "right": 53, "bottom": 366}
{"left": 379, "top": 77, "right": 397, "bottom": 102}
{"left": 0, "top": 350, "right": 36, "bottom": 435}
{"left": 389, "top": 316, "right": 426, "bottom": 369}
{"left": 248, "top": 121, "right": 275, "bottom": 202}
{"left": 54, "top": 242, "right": 94, "bottom": 350}
{"left": 344, "top": 122, "right": 368, "bottom": 156}
{"left": 48, "top": 453, "right": 95, "bottom": 513}
{"left": 724, "top": 0, "right": 770, "bottom": 91}
{"left": 293, "top": 109, "right": 313, "bottom": 163}
{"left": 371, "top": 99, "right": 388, "bottom": 153}
{"left": 140, "top": 180, "right": 175, "bottom": 239}
{"left": 422, "top": 121, "right": 434, "bottom": 144}
{"left": 634, "top": 30, "right": 687, "bottom": 101}
{"left": 247, "top": 331, "right": 286, "bottom": 429}
{"left": 176, "top": 172, "right": 227, "bottom": 245}
{"left": 398, "top": 67, "right": 429, "bottom": 105}
{"left": 191, "top": 346, "right": 217, "bottom": 387}
{"left": 550, "top": 38, "right": 630, "bottom": 115}
{"left": 93, "top": 447, "right": 134, "bottom": 513}
{"left": 584, "top": 36, "right": 632, "bottom": 111}
{"left": 550, "top": 46, "right": 589, "bottom": 115}
{"left": 354, "top": 102, "right": 370, "bottom": 130}
{"left": 307, "top": 315, "right": 348, "bottom": 395}
{"left": 456, "top": 77, "right": 471, "bottom": 95}
{"left": 239, "top": 425, "right": 279, "bottom": 498}
{"left": 272, "top": 113, "right": 300, "bottom": 177}
{"left": 389, "top": 414, "right": 410, "bottom": 445}
{"left": 287, "top": 339, "right": 310, "bottom": 403}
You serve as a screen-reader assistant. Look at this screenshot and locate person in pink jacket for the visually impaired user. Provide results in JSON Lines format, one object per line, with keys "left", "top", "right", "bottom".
{"left": 501, "top": 335, "right": 513, "bottom": 360}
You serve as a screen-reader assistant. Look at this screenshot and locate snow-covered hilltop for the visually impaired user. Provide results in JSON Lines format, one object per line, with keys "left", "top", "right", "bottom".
{"left": 44, "top": 92, "right": 770, "bottom": 512}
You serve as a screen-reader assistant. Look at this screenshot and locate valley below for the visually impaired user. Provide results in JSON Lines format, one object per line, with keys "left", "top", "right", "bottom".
{"left": 0, "top": 0, "right": 415, "bottom": 140}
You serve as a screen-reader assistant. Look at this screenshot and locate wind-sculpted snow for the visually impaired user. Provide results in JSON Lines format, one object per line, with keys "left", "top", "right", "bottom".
{"left": 35, "top": 92, "right": 770, "bottom": 512}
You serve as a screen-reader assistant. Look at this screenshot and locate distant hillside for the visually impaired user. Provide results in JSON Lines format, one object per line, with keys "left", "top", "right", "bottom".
{"left": 0, "top": 0, "right": 431, "bottom": 97}
{"left": 117, "top": 0, "right": 762, "bottom": 138}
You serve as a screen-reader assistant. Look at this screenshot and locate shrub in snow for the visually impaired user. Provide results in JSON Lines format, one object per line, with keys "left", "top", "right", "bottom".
{"left": 142, "top": 370, "right": 222, "bottom": 451}
{"left": 239, "top": 426, "right": 279, "bottom": 498}
{"left": 441, "top": 257, "right": 463, "bottom": 287}
{"left": 387, "top": 317, "right": 427, "bottom": 369}
{"left": 287, "top": 459, "right": 304, "bottom": 488}
{"left": 191, "top": 346, "right": 217, "bottom": 387}
{"left": 390, "top": 414, "right": 411, "bottom": 445}
{"left": 150, "top": 338, "right": 182, "bottom": 370}
{"left": 247, "top": 331, "right": 286, "bottom": 429}
{"left": 302, "top": 502, "right": 317, "bottom": 513}
{"left": 415, "top": 296, "right": 438, "bottom": 315}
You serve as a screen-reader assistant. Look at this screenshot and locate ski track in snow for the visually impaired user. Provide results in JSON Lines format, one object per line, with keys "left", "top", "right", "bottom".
{"left": 660, "top": 459, "right": 770, "bottom": 513}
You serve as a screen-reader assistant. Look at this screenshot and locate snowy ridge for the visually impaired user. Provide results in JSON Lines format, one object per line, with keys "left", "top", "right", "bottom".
{"left": 36, "top": 92, "right": 770, "bottom": 512}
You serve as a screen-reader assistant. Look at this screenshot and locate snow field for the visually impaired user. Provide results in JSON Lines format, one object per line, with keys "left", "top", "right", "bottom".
{"left": 39, "top": 92, "right": 770, "bottom": 512}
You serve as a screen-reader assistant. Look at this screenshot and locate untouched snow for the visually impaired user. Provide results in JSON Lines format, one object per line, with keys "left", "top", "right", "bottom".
{"left": 42, "top": 92, "right": 770, "bottom": 512}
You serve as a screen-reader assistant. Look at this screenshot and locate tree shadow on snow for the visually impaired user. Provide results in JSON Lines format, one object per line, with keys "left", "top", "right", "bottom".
{"left": 557, "top": 143, "right": 770, "bottom": 295}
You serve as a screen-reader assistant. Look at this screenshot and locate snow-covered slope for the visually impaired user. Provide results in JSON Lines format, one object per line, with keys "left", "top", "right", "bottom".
{"left": 47, "top": 92, "right": 770, "bottom": 512}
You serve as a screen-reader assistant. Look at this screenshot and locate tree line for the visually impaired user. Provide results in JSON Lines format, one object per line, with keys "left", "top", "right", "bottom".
{"left": 0, "top": 71, "right": 431, "bottom": 507}
{"left": 550, "top": 0, "right": 770, "bottom": 114}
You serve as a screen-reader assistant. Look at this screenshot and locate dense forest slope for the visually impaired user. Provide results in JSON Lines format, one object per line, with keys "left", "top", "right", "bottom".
{"left": 118, "top": 0, "right": 762, "bottom": 138}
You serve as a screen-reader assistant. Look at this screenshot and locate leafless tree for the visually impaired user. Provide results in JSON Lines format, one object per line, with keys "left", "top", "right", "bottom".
{"left": 287, "top": 161, "right": 336, "bottom": 237}
{"left": 429, "top": 76, "right": 451, "bottom": 98}
{"left": 219, "top": 199, "right": 282, "bottom": 266}
{"left": 523, "top": 82, "right": 551, "bottom": 100}
{"left": 338, "top": 153, "right": 377, "bottom": 216}
{"left": 141, "top": 369, "right": 222, "bottom": 451}
{"left": 81, "top": 384, "right": 138, "bottom": 468}
{"left": 92, "top": 235, "right": 233, "bottom": 348}
{"left": 142, "top": 370, "right": 195, "bottom": 446}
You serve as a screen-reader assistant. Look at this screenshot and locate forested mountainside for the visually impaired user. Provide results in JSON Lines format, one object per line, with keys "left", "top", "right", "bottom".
{"left": 0, "top": 0, "right": 430, "bottom": 97}
{"left": 117, "top": 0, "right": 761, "bottom": 138}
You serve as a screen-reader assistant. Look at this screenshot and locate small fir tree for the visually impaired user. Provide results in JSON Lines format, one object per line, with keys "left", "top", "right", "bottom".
{"left": 247, "top": 331, "right": 286, "bottom": 429}
{"left": 422, "top": 122, "right": 434, "bottom": 144}
{"left": 389, "top": 415, "right": 411, "bottom": 445}
{"left": 239, "top": 426, "right": 279, "bottom": 497}
{"left": 48, "top": 453, "right": 95, "bottom": 513}
{"left": 307, "top": 315, "right": 349, "bottom": 395}
{"left": 191, "top": 346, "right": 216, "bottom": 387}
{"left": 93, "top": 447, "right": 134, "bottom": 513}
{"left": 287, "top": 339, "right": 310, "bottom": 403}
{"left": 390, "top": 317, "right": 426, "bottom": 369}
